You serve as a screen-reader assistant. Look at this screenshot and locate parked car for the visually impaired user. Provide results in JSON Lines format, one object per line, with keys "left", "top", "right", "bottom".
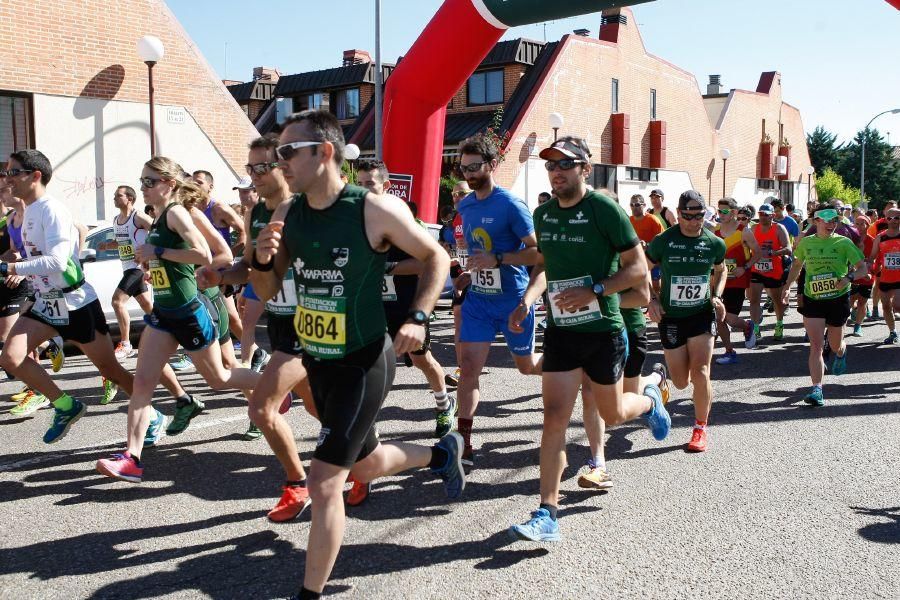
{"left": 80, "top": 225, "right": 146, "bottom": 330}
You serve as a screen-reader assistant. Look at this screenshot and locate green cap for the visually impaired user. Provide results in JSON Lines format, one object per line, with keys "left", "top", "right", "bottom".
{"left": 814, "top": 208, "right": 839, "bottom": 222}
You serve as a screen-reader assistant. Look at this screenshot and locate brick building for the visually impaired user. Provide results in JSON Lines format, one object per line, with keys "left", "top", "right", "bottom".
{"left": 0, "top": 0, "right": 256, "bottom": 223}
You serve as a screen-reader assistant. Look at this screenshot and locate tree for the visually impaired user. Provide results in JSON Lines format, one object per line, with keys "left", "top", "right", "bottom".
{"left": 815, "top": 168, "right": 860, "bottom": 206}
{"left": 806, "top": 126, "right": 842, "bottom": 175}
{"left": 837, "top": 128, "right": 900, "bottom": 209}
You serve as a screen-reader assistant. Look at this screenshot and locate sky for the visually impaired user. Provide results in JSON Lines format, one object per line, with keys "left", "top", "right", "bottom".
{"left": 167, "top": 0, "right": 900, "bottom": 145}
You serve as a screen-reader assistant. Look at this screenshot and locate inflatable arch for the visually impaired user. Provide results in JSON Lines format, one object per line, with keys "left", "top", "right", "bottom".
{"left": 381, "top": 0, "right": 653, "bottom": 222}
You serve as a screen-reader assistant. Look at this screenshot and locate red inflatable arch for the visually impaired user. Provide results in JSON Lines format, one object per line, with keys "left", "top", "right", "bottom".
{"left": 381, "top": 0, "right": 653, "bottom": 223}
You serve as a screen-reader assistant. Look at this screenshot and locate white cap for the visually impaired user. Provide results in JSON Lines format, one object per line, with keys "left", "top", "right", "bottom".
{"left": 232, "top": 176, "right": 254, "bottom": 190}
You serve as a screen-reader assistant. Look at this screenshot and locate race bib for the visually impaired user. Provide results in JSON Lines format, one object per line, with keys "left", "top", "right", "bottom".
{"left": 294, "top": 294, "right": 346, "bottom": 358}
{"left": 148, "top": 259, "right": 171, "bottom": 290}
{"left": 33, "top": 290, "right": 69, "bottom": 326}
{"left": 884, "top": 252, "right": 900, "bottom": 270}
{"left": 807, "top": 272, "right": 843, "bottom": 299}
{"left": 382, "top": 275, "right": 397, "bottom": 301}
{"left": 117, "top": 243, "right": 135, "bottom": 261}
{"left": 548, "top": 276, "right": 602, "bottom": 326}
{"left": 266, "top": 270, "right": 298, "bottom": 315}
{"left": 472, "top": 268, "right": 502, "bottom": 295}
{"left": 755, "top": 258, "right": 774, "bottom": 273}
{"left": 670, "top": 275, "right": 709, "bottom": 307}
{"left": 725, "top": 258, "right": 737, "bottom": 278}
{"left": 456, "top": 248, "right": 468, "bottom": 269}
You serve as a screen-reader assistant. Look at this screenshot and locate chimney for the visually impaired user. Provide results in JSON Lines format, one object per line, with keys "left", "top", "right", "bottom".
{"left": 599, "top": 11, "right": 627, "bottom": 43}
{"left": 343, "top": 49, "right": 372, "bottom": 67}
{"left": 253, "top": 66, "right": 281, "bottom": 82}
{"left": 707, "top": 74, "right": 723, "bottom": 95}
{"left": 573, "top": 28, "right": 590, "bottom": 37}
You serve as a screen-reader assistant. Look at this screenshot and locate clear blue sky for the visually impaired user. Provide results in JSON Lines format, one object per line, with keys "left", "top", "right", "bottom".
{"left": 168, "top": 0, "right": 900, "bottom": 145}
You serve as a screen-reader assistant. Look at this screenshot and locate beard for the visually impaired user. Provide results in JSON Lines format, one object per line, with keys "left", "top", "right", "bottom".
{"left": 465, "top": 172, "right": 491, "bottom": 193}
{"left": 554, "top": 179, "right": 582, "bottom": 202}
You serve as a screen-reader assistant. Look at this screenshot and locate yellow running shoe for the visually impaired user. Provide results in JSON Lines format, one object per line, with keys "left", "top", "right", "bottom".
{"left": 47, "top": 337, "right": 65, "bottom": 373}
{"left": 10, "top": 385, "right": 31, "bottom": 402}
{"left": 577, "top": 460, "right": 613, "bottom": 490}
{"left": 652, "top": 363, "right": 671, "bottom": 405}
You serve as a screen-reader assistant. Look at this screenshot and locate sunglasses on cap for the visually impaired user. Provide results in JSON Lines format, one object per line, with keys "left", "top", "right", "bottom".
{"left": 245, "top": 162, "right": 280, "bottom": 176}
{"left": 544, "top": 158, "right": 585, "bottom": 172}
{"left": 276, "top": 141, "right": 322, "bottom": 161}
{"left": 679, "top": 211, "right": 706, "bottom": 221}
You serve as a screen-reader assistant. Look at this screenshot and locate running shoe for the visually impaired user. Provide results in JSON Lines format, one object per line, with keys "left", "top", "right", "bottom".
{"left": 461, "top": 446, "right": 474, "bottom": 473}
{"left": 871, "top": 308, "right": 880, "bottom": 320}
{"left": 279, "top": 392, "right": 293, "bottom": 415}
{"left": 537, "top": 318, "right": 547, "bottom": 331}
{"left": 143, "top": 408, "right": 167, "bottom": 447}
{"left": 715, "top": 351, "right": 739, "bottom": 365}
{"left": 113, "top": 341, "right": 134, "bottom": 360}
{"left": 773, "top": 322, "right": 784, "bottom": 341}
{"left": 652, "top": 362, "right": 671, "bottom": 405}
{"left": 43, "top": 398, "right": 86, "bottom": 444}
{"left": 345, "top": 474, "right": 371, "bottom": 507}
{"left": 850, "top": 324, "right": 863, "bottom": 337}
{"left": 169, "top": 353, "right": 194, "bottom": 371}
{"left": 577, "top": 460, "right": 613, "bottom": 490}
{"left": 831, "top": 350, "right": 847, "bottom": 376}
{"left": 686, "top": 427, "right": 708, "bottom": 452}
{"left": 250, "top": 348, "right": 270, "bottom": 373}
{"left": 764, "top": 298, "right": 774, "bottom": 313}
{"left": 432, "top": 431, "right": 466, "bottom": 499}
{"left": 47, "top": 337, "right": 65, "bottom": 372}
{"left": 96, "top": 451, "right": 143, "bottom": 483}
{"left": 10, "top": 385, "right": 31, "bottom": 402}
{"left": 643, "top": 383, "right": 670, "bottom": 441}
{"left": 884, "top": 331, "right": 898, "bottom": 345}
{"left": 100, "top": 377, "right": 118, "bottom": 405}
{"left": 243, "top": 422, "right": 263, "bottom": 441}
{"left": 804, "top": 386, "right": 824, "bottom": 407}
{"left": 509, "top": 508, "right": 560, "bottom": 542}
{"left": 434, "top": 394, "right": 457, "bottom": 438}
{"left": 167, "top": 396, "right": 204, "bottom": 435}
{"left": 10, "top": 391, "right": 49, "bottom": 416}
{"left": 444, "top": 371, "right": 459, "bottom": 388}
{"left": 268, "top": 485, "right": 311, "bottom": 522}
{"left": 743, "top": 321, "right": 757, "bottom": 349}
{"left": 232, "top": 341, "right": 242, "bottom": 352}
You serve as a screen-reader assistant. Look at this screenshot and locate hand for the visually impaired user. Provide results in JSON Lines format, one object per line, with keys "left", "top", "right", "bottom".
{"left": 732, "top": 267, "right": 745, "bottom": 279}
{"left": 780, "top": 287, "right": 790, "bottom": 307}
{"left": 135, "top": 244, "right": 157, "bottom": 263}
{"left": 255, "top": 223, "right": 283, "bottom": 265}
{"left": 393, "top": 322, "right": 425, "bottom": 356}
{"left": 467, "top": 250, "right": 498, "bottom": 271}
{"left": 4, "top": 274, "right": 23, "bottom": 288}
{"left": 552, "top": 286, "right": 596, "bottom": 313}
{"left": 508, "top": 302, "right": 530, "bottom": 334}
{"left": 712, "top": 297, "right": 726, "bottom": 322}
{"left": 454, "top": 272, "right": 471, "bottom": 292}
{"left": 648, "top": 298, "right": 665, "bottom": 323}
{"left": 195, "top": 266, "right": 221, "bottom": 290}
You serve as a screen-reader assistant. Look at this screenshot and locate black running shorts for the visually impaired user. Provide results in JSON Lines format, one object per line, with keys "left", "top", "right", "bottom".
{"left": 23, "top": 298, "right": 110, "bottom": 345}
{"left": 0, "top": 278, "right": 31, "bottom": 317}
{"left": 657, "top": 310, "right": 716, "bottom": 350}
{"left": 721, "top": 287, "right": 746, "bottom": 316}
{"left": 798, "top": 293, "right": 851, "bottom": 328}
{"left": 385, "top": 309, "right": 430, "bottom": 357}
{"left": 624, "top": 327, "right": 648, "bottom": 379}
{"left": 267, "top": 313, "right": 302, "bottom": 356}
{"left": 117, "top": 268, "right": 148, "bottom": 297}
{"left": 542, "top": 326, "right": 627, "bottom": 385}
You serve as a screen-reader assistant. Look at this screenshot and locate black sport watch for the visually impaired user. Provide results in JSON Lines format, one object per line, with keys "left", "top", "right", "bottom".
{"left": 592, "top": 282, "right": 605, "bottom": 299}
{"left": 407, "top": 309, "right": 428, "bottom": 325}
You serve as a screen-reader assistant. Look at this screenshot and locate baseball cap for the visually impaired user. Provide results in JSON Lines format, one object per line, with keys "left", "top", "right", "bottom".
{"left": 677, "top": 189, "right": 706, "bottom": 211}
{"left": 758, "top": 203, "right": 775, "bottom": 214}
{"left": 650, "top": 188, "right": 664, "bottom": 197}
{"left": 232, "top": 176, "right": 254, "bottom": 190}
{"left": 538, "top": 137, "right": 591, "bottom": 162}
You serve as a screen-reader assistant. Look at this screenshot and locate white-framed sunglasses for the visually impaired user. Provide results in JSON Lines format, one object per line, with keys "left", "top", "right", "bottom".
{"left": 276, "top": 141, "right": 323, "bottom": 161}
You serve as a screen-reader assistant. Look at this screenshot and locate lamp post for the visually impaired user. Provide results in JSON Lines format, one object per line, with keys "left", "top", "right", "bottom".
{"left": 374, "top": 0, "right": 383, "bottom": 160}
{"left": 137, "top": 35, "right": 165, "bottom": 158}
{"left": 860, "top": 108, "right": 900, "bottom": 204}
{"left": 549, "top": 112, "right": 564, "bottom": 141}
{"left": 344, "top": 143, "right": 361, "bottom": 184}
{"left": 806, "top": 165, "right": 815, "bottom": 203}
{"left": 720, "top": 148, "right": 730, "bottom": 198}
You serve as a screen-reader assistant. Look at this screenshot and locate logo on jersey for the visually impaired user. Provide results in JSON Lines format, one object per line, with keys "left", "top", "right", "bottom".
{"left": 294, "top": 258, "right": 305, "bottom": 272}
{"left": 331, "top": 247, "right": 349, "bottom": 267}
{"left": 332, "top": 285, "right": 344, "bottom": 297}
{"left": 472, "top": 227, "right": 493, "bottom": 252}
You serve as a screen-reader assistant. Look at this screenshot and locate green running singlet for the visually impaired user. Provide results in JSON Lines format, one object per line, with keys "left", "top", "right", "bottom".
{"left": 146, "top": 203, "right": 196, "bottom": 308}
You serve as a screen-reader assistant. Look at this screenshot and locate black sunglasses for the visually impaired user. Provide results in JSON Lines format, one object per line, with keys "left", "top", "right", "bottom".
{"left": 0, "top": 168, "right": 34, "bottom": 178}
{"left": 276, "top": 141, "right": 322, "bottom": 161}
{"left": 245, "top": 162, "right": 280, "bottom": 176}
{"left": 679, "top": 211, "right": 706, "bottom": 221}
{"left": 459, "top": 161, "right": 488, "bottom": 173}
{"left": 139, "top": 176, "right": 164, "bottom": 189}
{"left": 630, "top": 203, "right": 645, "bottom": 208}
{"left": 544, "top": 159, "right": 585, "bottom": 172}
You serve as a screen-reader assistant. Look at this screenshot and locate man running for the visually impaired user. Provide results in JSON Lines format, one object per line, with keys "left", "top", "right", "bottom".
{"left": 782, "top": 205, "right": 866, "bottom": 405}
{"left": 454, "top": 133, "right": 542, "bottom": 469}
{"left": 251, "top": 109, "right": 464, "bottom": 599}
{"left": 748, "top": 203, "right": 791, "bottom": 341}
{"left": 506, "top": 137, "right": 668, "bottom": 542}
{"left": 648, "top": 188, "right": 677, "bottom": 228}
{"left": 232, "top": 176, "right": 269, "bottom": 368}
{"left": 849, "top": 214, "right": 875, "bottom": 337}
{"left": 647, "top": 190, "right": 727, "bottom": 452}
{"left": 629, "top": 193, "right": 665, "bottom": 296}
{"left": 870, "top": 207, "right": 900, "bottom": 344}
{"left": 111, "top": 185, "right": 153, "bottom": 359}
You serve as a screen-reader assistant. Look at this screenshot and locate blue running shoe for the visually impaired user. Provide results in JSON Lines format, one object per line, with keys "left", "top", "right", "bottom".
{"left": 169, "top": 353, "right": 194, "bottom": 371}
{"left": 43, "top": 399, "right": 86, "bottom": 444}
{"left": 144, "top": 408, "right": 168, "bottom": 447}
{"left": 509, "top": 508, "right": 560, "bottom": 542}
{"left": 431, "top": 431, "right": 466, "bottom": 499}
{"left": 643, "top": 383, "right": 671, "bottom": 441}
{"left": 715, "top": 351, "right": 739, "bottom": 365}
{"left": 831, "top": 350, "right": 847, "bottom": 376}
{"left": 804, "top": 386, "right": 824, "bottom": 407}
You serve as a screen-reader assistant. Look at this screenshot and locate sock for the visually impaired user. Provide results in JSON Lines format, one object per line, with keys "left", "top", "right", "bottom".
{"left": 539, "top": 503, "right": 558, "bottom": 521}
{"left": 591, "top": 455, "right": 606, "bottom": 470}
{"left": 286, "top": 479, "right": 307, "bottom": 488}
{"left": 429, "top": 445, "right": 449, "bottom": 470}
{"left": 458, "top": 418, "right": 473, "bottom": 448}
{"left": 694, "top": 420, "right": 707, "bottom": 431}
{"left": 175, "top": 394, "right": 191, "bottom": 407}
{"left": 776, "top": 319, "right": 783, "bottom": 326}
{"left": 645, "top": 372, "right": 662, "bottom": 387}
{"left": 53, "top": 393, "right": 74, "bottom": 411}
{"left": 812, "top": 384, "right": 823, "bottom": 392}
{"left": 433, "top": 389, "right": 449, "bottom": 410}
{"left": 298, "top": 587, "right": 321, "bottom": 600}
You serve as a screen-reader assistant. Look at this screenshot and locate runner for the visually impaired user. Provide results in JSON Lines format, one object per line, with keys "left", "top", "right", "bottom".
{"left": 648, "top": 188, "right": 677, "bottom": 228}
{"left": 507, "top": 137, "right": 668, "bottom": 542}
{"left": 232, "top": 175, "right": 269, "bottom": 368}
{"left": 646, "top": 190, "right": 727, "bottom": 452}
{"left": 447, "top": 180, "right": 472, "bottom": 388}
{"left": 748, "top": 203, "right": 791, "bottom": 341}
{"left": 251, "top": 109, "right": 464, "bottom": 599}
{"left": 95, "top": 156, "right": 261, "bottom": 482}
{"left": 629, "top": 193, "right": 665, "bottom": 297}
{"left": 782, "top": 205, "right": 866, "bottom": 405}
{"left": 454, "top": 133, "right": 543, "bottom": 470}
{"left": 713, "top": 197, "right": 758, "bottom": 364}
{"left": 870, "top": 207, "right": 900, "bottom": 344}
{"left": 111, "top": 185, "right": 153, "bottom": 360}
{"left": 849, "top": 214, "right": 875, "bottom": 337}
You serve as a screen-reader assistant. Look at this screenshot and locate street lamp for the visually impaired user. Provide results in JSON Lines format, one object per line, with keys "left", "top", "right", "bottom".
{"left": 720, "top": 148, "right": 731, "bottom": 198}
{"left": 344, "top": 143, "right": 361, "bottom": 183}
{"left": 137, "top": 35, "right": 165, "bottom": 158}
{"left": 549, "top": 113, "right": 564, "bottom": 141}
{"left": 860, "top": 108, "right": 900, "bottom": 204}
{"left": 806, "top": 165, "right": 815, "bottom": 203}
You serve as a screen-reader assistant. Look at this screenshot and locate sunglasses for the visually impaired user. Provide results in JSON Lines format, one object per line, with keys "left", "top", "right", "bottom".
{"left": 452, "top": 191, "right": 468, "bottom": 197}
{"left": 630, "top": 203, "right": 645, "bottom": 208}
{"left": 886, "top": 216, "right": 900, "bottom": 222}
{"left": 0, "top": 168, "right": 34, "bottom": 178}
{"left": 737, "top": 216, "right": 750, "bottom": 221}
{"left": 717, "top": 207, "right": 732, "bottom": 214}
{"left": 459, "top": 161, "right": 488, "bottom": 173}
{"left": 245, "top": 162, "right": 280, "bottom": 176}
{"left": 139, "top": 176, "right": 164, "bottom": 189}
{"left": 276, "top": 141, "right": 322, "bottom": 161}
{"left": 680, "top": 211, "right": 706, "bottom": 221}
{"left": 544, "top": 158, "right": 585, "bottom": 172}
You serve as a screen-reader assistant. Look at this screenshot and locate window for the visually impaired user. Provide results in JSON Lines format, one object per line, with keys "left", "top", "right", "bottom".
{"left": 757, "top": 179, "right": 776, "bottom": 190}
{"left": 333, "top": 88, "right": 360, "bottom": 120}
{"left": 294, "top": 92, "right": 329, "bottom": 113}
{"left": 625, "top": 167, "right": 658, "bottom": 182}
{"left": 85, "top": 227, "right": 119, "bottom": 262}
{"left": 592, "top": 164, "right": 617, "bottom": 194}
{"left": 0, "top": 92, "right": 33, "bottom": 157}
{"left": 467, "top": 70, "right": 503, "bottom": 106}
{"left": 650, "top": 89, "right": 657, "bottom": 120}
{"left": 611, "top": 79, "right": 619, "bottom": 113}
{"left": 780, "top": 181, "right": 795, "bottom": 204}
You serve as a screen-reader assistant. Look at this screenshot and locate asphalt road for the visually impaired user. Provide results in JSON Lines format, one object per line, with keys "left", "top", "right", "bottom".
{"left": 1, "top": 304, "right": 898, "bottom": 599}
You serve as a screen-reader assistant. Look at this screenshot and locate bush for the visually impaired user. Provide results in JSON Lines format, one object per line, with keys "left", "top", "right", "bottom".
{"left": 815, "top": 168, "right": 860, "bottom": 206}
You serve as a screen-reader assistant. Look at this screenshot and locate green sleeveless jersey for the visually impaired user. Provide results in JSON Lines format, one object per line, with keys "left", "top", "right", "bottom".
{"left": 146, "top": 203, "right": 196, "bottom": 308}
{"left": 250, "top": 199, "right": 298, "bottom": 317}
{"left": 284, "top": 185, "right": 386, "bottom": 359}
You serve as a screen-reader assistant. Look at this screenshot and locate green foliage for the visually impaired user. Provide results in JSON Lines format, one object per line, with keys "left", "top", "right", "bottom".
{"left": 482, "top": 106, "right": 510, "bottom": 163}
{"left": 815, "top": 168, "right": 860, "bottom": 206}
{"left": 806, "top": 126, "right": 842, "bottom": 175}
{"left": 438, "top": 174, "right": 460, "bottom": 215}
{"left": 837, "top": 128, "right": 900, "bottom": 210}
{"left": 341, "top": 161, "right": 357, "bottom": 185}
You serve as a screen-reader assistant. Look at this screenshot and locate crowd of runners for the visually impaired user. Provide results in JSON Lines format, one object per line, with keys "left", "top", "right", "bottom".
{"left": 2, "top": 108, "right": 896, "bottom": 599}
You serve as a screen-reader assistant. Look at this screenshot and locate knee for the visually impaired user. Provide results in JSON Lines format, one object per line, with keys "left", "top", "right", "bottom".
{"left": 670, "top": 372, "right": 691, "bottom": 390}
{"left": 248, "top": 398, "right": 276, "bottom": 427}
{"left": 515, "top": 361, "right": 536, "bottom": 375}
{"left": 595, "top": 403, "right": 626, "bottom": 427}
{"left": 543, "top": 403, "right": 572, "bottom": 429}
{"left": 689, "top": 362, "right": 710, "bottom": 382}
{"left": 206, "top": 376, "right": 229, "bottom": 391}
{"left": 307, "top": 473, "right": 347, "bottom": 503}
{"left": 0, "top": 348, "right": 22, "bottom": 371}
{"left": 458, "top": 356, "right": 481, "bottom": 380}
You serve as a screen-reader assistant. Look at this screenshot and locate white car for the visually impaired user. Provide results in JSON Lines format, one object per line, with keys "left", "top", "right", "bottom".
{"left": 81, "top": 225, "right": 147, "bottom": 329}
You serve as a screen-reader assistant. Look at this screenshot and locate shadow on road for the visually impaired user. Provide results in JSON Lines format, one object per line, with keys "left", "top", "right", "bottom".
{"left": 852, "top": 506, "right": 900, "bottom": 544}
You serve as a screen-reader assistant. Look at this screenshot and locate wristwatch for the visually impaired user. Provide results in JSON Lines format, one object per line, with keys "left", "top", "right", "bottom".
{"left": 494, "top": 252, "right": 504, "bottom": 266}
{"left": 407, "top": 309, "right": 428, "bottom": 325}
{"left": 592, "top": 282, "right": 605, "bottom": 299}
{"left": 154, "top": 246, "right": 165, "bottom": 258}
{"left": 0, "top": 262, "right": 7, "bottom": 276}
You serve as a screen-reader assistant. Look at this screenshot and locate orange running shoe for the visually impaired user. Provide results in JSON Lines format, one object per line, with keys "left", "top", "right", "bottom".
{"left": 345, "top": 474, "right": 371, "bottom": 507}
{"left": 686, "top": 427, "right": 708, "bottom": 453}
{"left": 267, "top": 485, "right": 311, "bottom": 523}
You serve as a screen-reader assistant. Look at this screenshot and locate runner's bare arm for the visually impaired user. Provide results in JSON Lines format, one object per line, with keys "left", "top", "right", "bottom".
{"left": 711, "top": 261, "right": 727, "bottom": 298}
{"left": 189, "top": 207, "right": 233, "bottom": 269}
{"left": 847, "top": 258, "right": 867, "bottom": 283}
{"left": 741, "top": 227, "right": 762, "bottom": 269}
{"left": 619, "top": 270, "right": 652, "bottom": 309}
{"left": 136, "top": 204, "right": 211, "bottom": 267}
{"left": 134, "top": 211, "right": 153, "bottom": 231}
{"left": 868, "top": 234, "right": 882, "bottom": 264}
{"left": 248, "top": 227, "right": 289, "bottom": 304}
{"left": 218, "top": 208, "right": 253, "bottom": 286}
{"left": 467, "top": 233, "right": 538, "bottom": 271}
{"left": 782, "top": 255, "right": 805, "bottom": 293}
{"left": 775, "top": 224, "right": 792, "bottom": 257}
{"left": 509, "top": 260, "right": 546, "bottom": 334}
{"left": 215, "top": 202, "right": 246, "bottom": 254}
{"left": 601, "top": 245, "right": 648, "bottom": 296}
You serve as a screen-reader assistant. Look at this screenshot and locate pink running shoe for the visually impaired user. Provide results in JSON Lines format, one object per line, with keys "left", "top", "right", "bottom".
{"left": 279, "top": 392, "right": 293, "bottom": 415}
{"left": 96, "top": 451, "right": 143, "bottom": 483}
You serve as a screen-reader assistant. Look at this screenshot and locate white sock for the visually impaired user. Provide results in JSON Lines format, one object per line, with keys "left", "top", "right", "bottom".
{"left": 434, "top": 390, "right": 449, "bottom": 410}
{"left": 646, "top": 372, "right": 663, "bottom": 387}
